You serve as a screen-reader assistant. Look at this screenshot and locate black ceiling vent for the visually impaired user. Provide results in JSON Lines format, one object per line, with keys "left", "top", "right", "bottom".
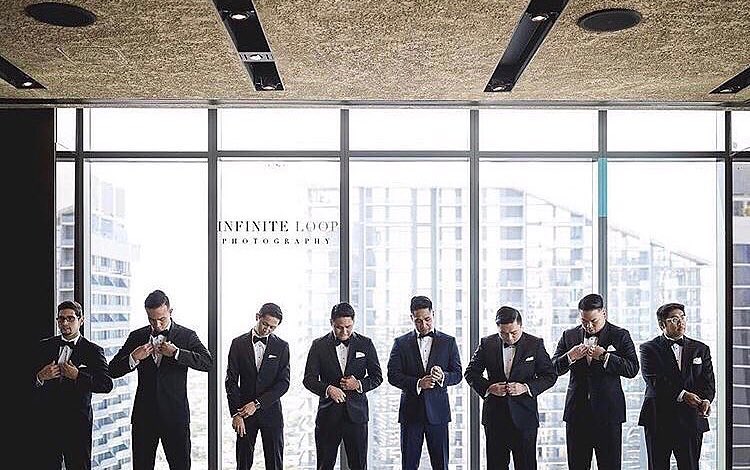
{"left": 710, "top": 65, "right": 750, "bottom": 95}
{"left": 213, "top": 0, "right": 284, "bottom": 91}
{"left": 25, "top": 2, "right": 97, "bottom": 27}
{"left": 577, "top": 8, "right": 642, "bottom": 32}
{"left": 0, "top": 54, "right": 45, "bottom": 89}
{"left": 485, "top": 0, "right": 570, "bottom": 92}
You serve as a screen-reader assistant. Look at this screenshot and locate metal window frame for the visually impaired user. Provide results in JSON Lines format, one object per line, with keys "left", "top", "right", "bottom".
{"left": 57, "top": 106, "right": 740, "bottom": 470}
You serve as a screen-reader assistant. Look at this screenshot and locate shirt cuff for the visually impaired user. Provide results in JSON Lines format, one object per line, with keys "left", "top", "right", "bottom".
{"left": 416, "top": 382, "right": 422, "bottom": 395}
{"left": 35, "top": 375, "right": 44, "bottom": 387}
{"left": 524, "top": 384, "right": 532, "bottom": 397}
{"left": 128, "top": 353, "right": 139, "bottom": 370}
{"left": 174, "top": 349, "right": 180, "bottom": 360}
{"left": 602, "top": 352, "right": 610, "bottom": 369}
{"left": 566, "top": 352, "right": 577, "bottom": 365}
{"left": 356, "top": 380, "right": 363, "bottom": 393}
{"left": 677, "top": 390, "right": 687, "bottom": 402}
{"left": 436, "top": 375, "right": 445, "bottom": 388}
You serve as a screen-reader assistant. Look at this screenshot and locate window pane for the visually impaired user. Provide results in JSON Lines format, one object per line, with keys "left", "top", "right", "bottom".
{"left": 733, "top": 111, "right": 750, "bottom": 154}
{"left": 219, "top": 160, "right": 340, "bottom": 469}
{"left": 350, "top": 160, "right": 470, "bottom": 468}
{"left": 56, "top": 108, "right": 76, "bottom": 151}
{"left": 84, "top": 109, "right": 208, "bottom": 151}
{"left": 608, "top": 160, "right": 719, "bottom": 469}
{"left": 89, "top": 161, "right": 208, "bottom": 469}
{"left": 480, "top": 110, "right": 598, "bottom": 151}
{"left": 479, "top": 160, "right": 595, "bottom": 468}
{"left": 56, "top": 162, "right": 75, "bottom": 306}
{"left": 350, "top": 109, "right": 469, "bottom": 150}
{"left": 608, "top": 110, "right": 724, "bottom": 151}
{"left": 218, "top": 108, "right": 340, "bottom": 150}
{"left": 734, "top": 162, "right": 750, "bottom": 465}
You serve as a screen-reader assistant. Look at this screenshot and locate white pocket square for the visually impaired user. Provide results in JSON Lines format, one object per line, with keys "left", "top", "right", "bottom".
{"left": 693, "top": 357, "right": 702, "bottom": 365}
{"left": 606, "top": 345, "right": 616, "bottom": 352}
{"left": 525, "top": 356, "right": 534, "bottom": 362}
{"left": 356, "top": 351, "right": 366, "bottom": 358}
{"left": 268, "top": 354, "right": 277, "bottom": 359}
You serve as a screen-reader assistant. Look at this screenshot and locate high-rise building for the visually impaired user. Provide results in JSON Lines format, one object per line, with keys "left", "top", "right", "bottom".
{"left": 733, "top": 166, "right": 750, "bottom": 469}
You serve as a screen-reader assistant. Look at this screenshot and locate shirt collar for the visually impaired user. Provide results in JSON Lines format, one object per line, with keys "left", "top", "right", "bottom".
{"left": 62, "top": 334, "right": 81, "bottom": 345}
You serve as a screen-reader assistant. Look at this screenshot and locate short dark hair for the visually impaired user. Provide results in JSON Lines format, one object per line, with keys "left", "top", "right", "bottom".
{"left": 259, "top": 302, "right": 283, "bottom": 322}
{"left": 495, "top": 306, "right": 522, "bottom": 325}
{"left": 410, "top": 295, "right": 432, "bottom": 313}
{"left": 145, "top": 289, "right": 170, "bottom": 310}
{"left": 58, "top": 300, "right": 83, "bottom": 318}
{"left": 656, "top": 302, "right": 685, "bottom": 323}
{"left": 331, "top": 302, "right": 355, "bottom": 321}
{"left": 578, "top": 293, "right": 604, "bottom": 311}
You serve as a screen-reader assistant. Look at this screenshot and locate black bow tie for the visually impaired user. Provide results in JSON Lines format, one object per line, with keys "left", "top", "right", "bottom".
{"left": 503, "top": 342, "right": 515, "bottom": 348}
{"left": 667, "top": 337, "right": 685, "bottom": 347}
{"left": 60, "top": 340, "right": 76, "bottom": 349}
{"left": 252, "top": 335, "right": 268, "bottom": 345}
{"left": 335, "top": 338, "right": 350, "bottom": 347}
{"left": 584, "top": 332, "right": 599, "bottom": 338}
{"left": 151, "top": 329, "right": 169, "bottom": 338}
{"left": 418, "top": 331, "right": 435, "bottom": 339}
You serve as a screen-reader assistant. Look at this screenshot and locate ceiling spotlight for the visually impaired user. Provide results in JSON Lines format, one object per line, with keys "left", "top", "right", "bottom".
{"left": 0, "top": 54, "right": 45, "bottom": 89}
{"left": 249, "top": 54, "right": 263, "bottom": 61}
{"left": 710, "top": 65, "right": 750, "bottom": 95}
{"left": 21, "top": 81, "right": 33, "bottom": 87}
{"left": 230, "top": 11, "right": 252, "bottom": 20}
{"left": 530, "top": 13, "right": 549, "bottom": 22}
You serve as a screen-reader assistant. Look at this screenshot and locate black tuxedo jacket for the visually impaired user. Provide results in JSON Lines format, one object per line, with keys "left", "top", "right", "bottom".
{"left": 225, "top": 332, "right": 290, "bottom": 426}
{"left": 638, "top": 334, "right": 715, "bottom": 433}
{"left": 551, "top": 322, "right": 639, "bottom": 424}
{"left": 34, "top": 335, "right": 114, "bottom": 423}
{"left": 109, "top": 322, "right": 212, "bottom": 426}
{"left": 303, "top": 332, "right": 382, "bottom": 425}
{"left": 387, "top": 330, "right": 463, "bottom": 425}
{"left": 464, "top": 332, "right": 556, "bottom": 429}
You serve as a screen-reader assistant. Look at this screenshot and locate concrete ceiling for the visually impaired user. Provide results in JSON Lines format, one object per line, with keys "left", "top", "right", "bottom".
{"left": 0, "top": 0, "right": 749, "bottom": 105}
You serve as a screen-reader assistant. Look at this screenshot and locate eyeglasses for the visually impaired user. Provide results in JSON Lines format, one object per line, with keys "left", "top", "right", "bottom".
{"left": 57, "top": 315, "right": 79, "bottom": 323}
{"left": 665, "top": 314, "right": 687, "bottom": 326}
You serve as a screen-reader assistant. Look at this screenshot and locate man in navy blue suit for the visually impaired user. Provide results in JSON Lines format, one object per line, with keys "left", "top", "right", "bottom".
{"left": 387, "top": 295, "right": 463, "bottom": 470}
{"left": 303, "top": 302, "right": 383, "bottom": 470}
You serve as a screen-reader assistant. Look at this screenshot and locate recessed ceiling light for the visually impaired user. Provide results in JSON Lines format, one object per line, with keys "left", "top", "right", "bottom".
{"left": 21, "top": 81, "right": 33, "bottom": 87}
{"left": 25, "top": 2, "right": 97, "bottom": 27}
{"left": 530, "top": 13, "right": 549, "bottom": 22}
{"left": 577, "top": 8, "right": 642, "bottom": 32}
{"left": 710, "top": 65, "right": 750, "bottom": 95}
{"left": 230, "top": 11, "right": 251, "bottom": 21}
{"left": 249, "top": 54, "right": 263, "bottom": 61}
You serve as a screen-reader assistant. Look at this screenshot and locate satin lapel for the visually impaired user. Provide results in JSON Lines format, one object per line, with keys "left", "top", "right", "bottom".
{"left": 597, "top": 322, "right": 611, "bottom": 350}
{"left": 327, "top": 333, "right": 342, "bottom": 375}
{"left": 344, "top": 334, "right": 357, "bottom": 375}
{"left": 426, "top": 332, "right": 440, "bottom": 372}
{"left": 410, "top": 332, "right": 426, "bottom": 375}
{"left": 658, "top": 335, "right": 681, "bottom": 375}
{"left": 681, "top": 337, "right": 694, "bottom": 379}
{"left": 247, "top": 334, "right": 259, "bottom": 375}
{"left": 508, "top": 333, "right": 527, "bottom": 380}
{"left": 492, "top": 335, "right": 508, "bottom": 381}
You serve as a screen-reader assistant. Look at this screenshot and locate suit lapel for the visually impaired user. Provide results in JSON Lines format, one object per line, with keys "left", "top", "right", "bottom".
{"left": 597, "top": 322, "right": 611, "bottom": 350}
{"left": 508, "top": 333, "right": 527, "bottom": 380}
{"left": 344, "top": 334, "right": 357, "bottom": 375}
{"left": 658, "top": 335, "right": 681, "bottom": 374}
{"left": 410, "top": 331, "right": 426, "bottom": 375}
{"left": 681, "top": 337, "right": 694, "bottom": 378}
{"left": 245, "top": 333, "right": 258, "bottom": 375}
{"left": 426, "top": 331, "right": 440, "bottom": 372}
{"left": 492, "top": 335, "right": 509, "bottom": 381}
{"left": 328, "top": 333, "right": 342, "bottom": 375}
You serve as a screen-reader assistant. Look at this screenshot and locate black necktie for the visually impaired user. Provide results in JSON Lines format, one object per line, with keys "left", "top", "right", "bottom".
{"left": 151, "top": 329, "right": 169, "bottom": 338}
{"left": 253, "top": 335, "right": 268, "bottom": 345}
{"left": 667, "top": 337, "right": 685, "bottom": 347}
{"left": 335, "top": 338, "right": 350, "bottom": 347}
{"left": 418, "top": 331, "right": 435, "bottom": 339}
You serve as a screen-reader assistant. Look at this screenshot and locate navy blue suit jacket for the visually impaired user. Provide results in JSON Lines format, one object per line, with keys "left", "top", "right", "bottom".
{"left": 303, "top": 332, "right": 382, "bottom": 425}
{"left": 225, "top": 332, "right": 290, "bottom": 427}
{"left": 387, "top": 330, "right": 462, "bottom": 425}
{"left": 638, "top": 335, "right": 715, "bottom": 433}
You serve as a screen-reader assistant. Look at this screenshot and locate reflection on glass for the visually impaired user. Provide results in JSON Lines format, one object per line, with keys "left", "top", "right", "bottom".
{"left": 479, "top": 160, "right": 594, "bottom": 469}
{"left": 479, "top": 110, "right": 598, "bottom": 151}
{"left": 219, "top": 160, "right": 340, "bottom": 469}
{"left": 56, "top": 162, "right": 75, "bottom": 307}
{"left": 607, "top": 111, "right": 724, "bottom": 151}
{"left": 733, "top": 163, "right": 750, "bottom": 466}
{"left": 608, "top": 161, "right": 718, "bottom": 469}
{"left": 218, "top": 109, "right": 340, "bottom": 151}
{"left": 56, "top": 108, "right": 77, "bottom": 151}
{"left": 733, "top": 111, "right": 750, "bottom": 154}
{"left": 86, "top": 162, "right": 208, "bottom": 469}
{"left": 350, "top": 109, "right": 470, "bottom": 151}
{"left": 349, "top": 160, "right": 470, "bottom": 469}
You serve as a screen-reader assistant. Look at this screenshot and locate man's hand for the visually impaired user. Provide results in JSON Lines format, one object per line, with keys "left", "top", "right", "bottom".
{"left": 327, "top": 386, "right": 347, "bottom": 403}
{"left": 60, "top": 360, "right": 79, "bottom": 380}
{"left": 430, "top": 365, "right": 444, "bottom": 383}
{"left": 487, "top": 382, "right": 508, "bottom": 397}
{"left": 131, "top": 343, "right": 153, "bottom": 361}
{"left": 37, "top": 361, "right": 60, "bottom": 381}
{"left": 507, "top": 382, "right": 528, "bottom": 396}
{"left": 157, "top": 341, "right": 178, "bottom": 357}
{"left": 237, "top": 401, "right": 258, "bottom": 418}
{"left": 340, "top": 376, "right": 359, "bottom": 391}
{"left": 587, "top": 345, "right": 606, "bottom": 361}
{"left": 418, "top": 375, "right": 435, "bottom": 390}
{"left": 699, "top": 400, "right": 711, "bottom": 417}
{"left": 232, "top": 415, "right": 246, "bottom": 437}
{"left": 683, "top": 391, "right": 703, "bottom": 409}
{"left": 567, "top": 344, "right": 588, "bottom": 362}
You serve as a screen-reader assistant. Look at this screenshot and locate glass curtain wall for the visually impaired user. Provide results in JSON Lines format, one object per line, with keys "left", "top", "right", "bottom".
{"left": 53, "top": 107, "right": 734, "bottom": 470}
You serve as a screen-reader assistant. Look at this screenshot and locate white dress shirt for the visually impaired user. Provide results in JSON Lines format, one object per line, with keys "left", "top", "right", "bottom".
{"left": 665, "top": 334, "right": 689, "bottom": 402}
{"left": 502, "top": 342, "right": 515, "bottom": 378}
{"left": 129, "top": 320, "right": 178, "bottom": 369}
{"left": 335, "top": 340, "right": 348, "bottom": 375}
{"left": 36, "top": 334, "right": 81, "bottom": 386}
{"left": 252, "top": 329, "right": 268, "bottom": 370}
{"left": 416, "top": 330, "right": 444, "bottom": 395}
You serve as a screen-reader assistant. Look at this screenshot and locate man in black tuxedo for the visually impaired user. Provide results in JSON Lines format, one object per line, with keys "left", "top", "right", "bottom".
{"left": 109, "top": 289, "right": 212, "bottom": 470}
{"left": 551, "top": 293, "right": 640, "bottom": 470}
{"left": 34, "top": 300, "right": 114, "bottom": 470}
{"left": 225, "top": 302, "right": 290, "bottom": 470}
{"left": 464, "top": 306, "right": 556, "bottom": 470}
{"left": 639, "top": 302, "right": 715, "bottom": 470}
{"left": 387, "top": 295, "right": 463, "bottom": 470}
{"left": 303, "top": 302, "right": 382, "bottom": 470}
